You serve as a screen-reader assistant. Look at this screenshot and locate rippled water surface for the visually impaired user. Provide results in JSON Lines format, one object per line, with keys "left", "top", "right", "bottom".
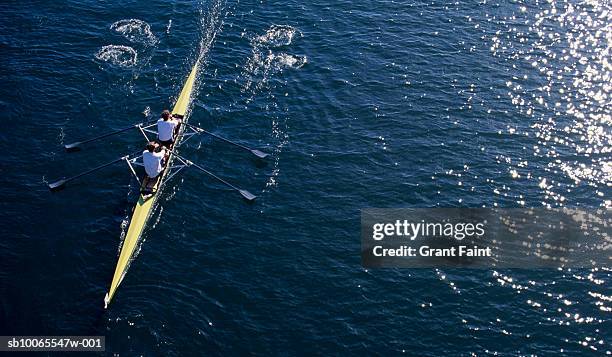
{"left": 0, "top": 0, "right": 609, "bottom": 355}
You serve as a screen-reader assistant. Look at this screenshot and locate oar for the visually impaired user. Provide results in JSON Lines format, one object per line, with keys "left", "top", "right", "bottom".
{"left": 64, "top": 120, "right": 156, "bottom": 152}
{"left": 186, "top": 123, "right": 269, "bottom": 159}
{"left": 48, "top": 152, "right": 139, "bottom": 191}
{"left": 172, "top": 152, "right": 256, "bottom": 201}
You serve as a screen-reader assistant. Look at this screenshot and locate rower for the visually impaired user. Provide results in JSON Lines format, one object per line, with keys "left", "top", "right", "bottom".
{"left": 157, "top": 109, "right": 181, "bottom": 148}
{"left": 142, "top": 141, "right": 166, "bottom": 179}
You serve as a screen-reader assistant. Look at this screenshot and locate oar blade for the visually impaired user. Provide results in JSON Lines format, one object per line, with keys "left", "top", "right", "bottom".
{"left": 48, "top": 179, "right": 67, "bottom": 191}
{"left": 64, "top": 142, "right": 82, "bottom": 152}
{"left": 239, "top": 190, "right": 257, "bottom": 201}
{"left": 251, "top": 149, "right": 269, "bottom": 159}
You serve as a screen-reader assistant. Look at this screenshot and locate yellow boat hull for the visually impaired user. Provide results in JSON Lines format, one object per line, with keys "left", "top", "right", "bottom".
{"left": 104, "top": 61, "right": 200, "bottom": 308}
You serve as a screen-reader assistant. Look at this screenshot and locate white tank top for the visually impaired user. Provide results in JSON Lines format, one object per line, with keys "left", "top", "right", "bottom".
{"left": 142, "top": 150, "right": 165, "bottom": 177}
{"left": 157, "top": 119, "right": 177, "bottom": 141}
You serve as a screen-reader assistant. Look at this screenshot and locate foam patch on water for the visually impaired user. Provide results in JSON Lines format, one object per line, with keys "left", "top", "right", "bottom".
{"left": 95, "top": 45, "right": 137, "bottom": 67}
{"left": 253, "top": 25, "right": 300, "bottom": 47}
{"left": 267, "top": 52, "right": 307, "bottom": 69}
{"left": 243, "top": 25, "right": 306, "bottom": 92}
{"left": 110, "top": 19, "right": 157, "bottom": 45}
{"left": 238, "top": 25, "right": 304, "bottom": 194}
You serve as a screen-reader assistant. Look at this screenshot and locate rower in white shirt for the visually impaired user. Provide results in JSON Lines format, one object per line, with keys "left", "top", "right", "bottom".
{"left": 157, "top": 109, "right": 181, "bottom": 148}
{"left": 142, "top": 141, "right": 166, "bottom": 178}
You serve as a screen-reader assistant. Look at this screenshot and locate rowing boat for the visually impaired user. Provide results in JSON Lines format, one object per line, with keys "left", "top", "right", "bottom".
{"left": 48, "top": 57, "right": 262, "bottom": 306}
{"left": 104, "top": 61, "right": 200, "bottom": 308}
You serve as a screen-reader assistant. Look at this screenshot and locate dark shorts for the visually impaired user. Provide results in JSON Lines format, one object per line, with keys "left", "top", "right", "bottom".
{"left": 159, "top": 139, "right": 174, "bottom": 148}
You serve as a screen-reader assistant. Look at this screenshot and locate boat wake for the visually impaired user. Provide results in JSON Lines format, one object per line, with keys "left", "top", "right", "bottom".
{"left": 196, "top": 0, "right": 224, "bottom": 66}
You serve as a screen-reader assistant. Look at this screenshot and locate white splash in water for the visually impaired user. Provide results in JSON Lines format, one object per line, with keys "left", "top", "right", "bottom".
{"left": 238, "top": 25, "right": 302, "bottom": 192}
{"left": 110, "top": 19, "right": 157, "bottom": 45}
{"left": 267, "top": 52, "right": 307, "bottom": 69}
{"left": 253, "top": 25, "right": 300, "bottom": 47}
{"left": 243, "top": 25, "right": 306, "bottom": 92}
{"left": 95, "top": 45, "right": 137, "bottom": 67}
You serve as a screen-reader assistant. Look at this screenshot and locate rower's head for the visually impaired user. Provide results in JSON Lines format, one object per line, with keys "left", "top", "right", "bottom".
{"left": 161, "top": 110, "right": 171, "bottom": 120}
{"left": 146, "top": 141, "right": 157, "bottom": 152}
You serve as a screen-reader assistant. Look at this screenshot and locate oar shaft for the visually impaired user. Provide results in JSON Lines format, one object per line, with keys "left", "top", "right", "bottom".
{"left": 65, "top": 120, "right": 157, "bottom": 149}
{"left": 206, "top": 129, "right": 249, "bottom": 150}
{"left": 170, "top": 151, "right": 240, "bottom": 191}
{"left": 77, "top": 126, "right": 136, "bottom": 145}
{"left": 63, "top": 157, "right": 126, "bottom": 183}
{"left": 185, "top": 124, "right": 268, "bottom": 158}
{"left": 190, "top": 162, "right": 240, "bottom": 191}
{"left": 187, "top": 123, "right": 249, "bottom": 151}
{"left": 49, "top": 150, "right": 141, "bottom": 189}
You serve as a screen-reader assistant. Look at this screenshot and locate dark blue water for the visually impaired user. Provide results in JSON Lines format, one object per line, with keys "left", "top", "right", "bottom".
{"left": 1, "top": 0, "right": 610, "bottom": 355}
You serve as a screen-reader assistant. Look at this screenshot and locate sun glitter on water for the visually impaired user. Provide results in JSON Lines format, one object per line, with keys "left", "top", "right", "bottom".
{"left": 488, "top": 1, "right": 611, "bottom": 208}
